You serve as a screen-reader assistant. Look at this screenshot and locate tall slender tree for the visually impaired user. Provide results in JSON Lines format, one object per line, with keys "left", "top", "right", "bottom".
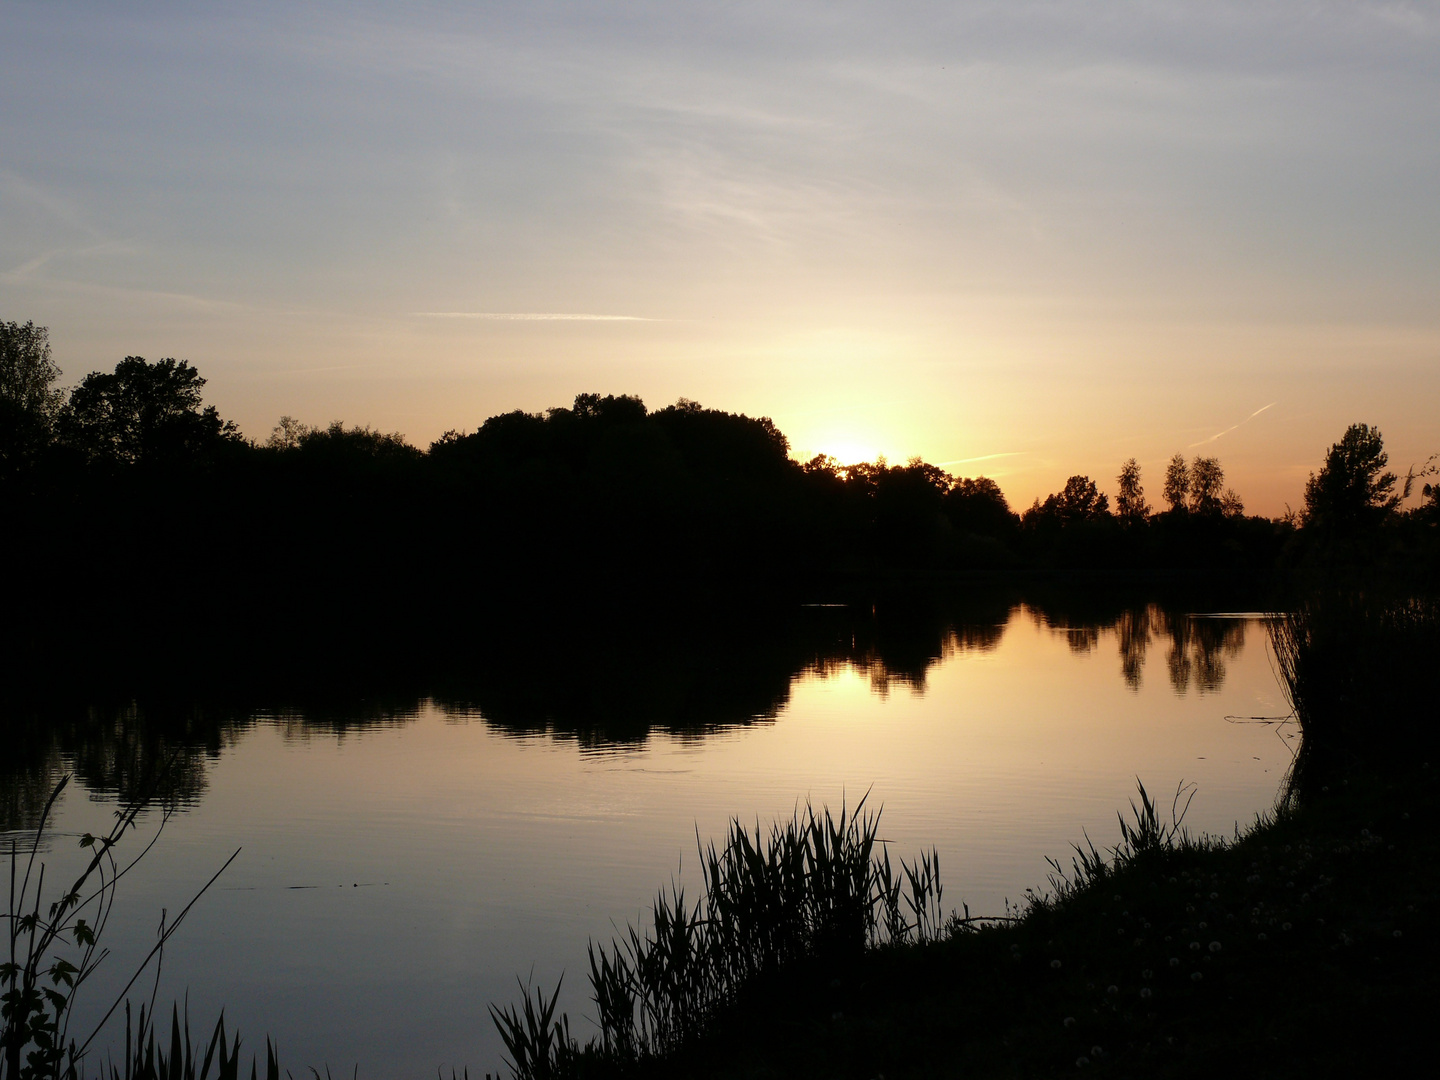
{"left": 1189, "top": 457, "right": 1225, "bottom": 514}
{"left": 1115, "top": 458, "right": 1149, "bottom": 521}
{"left": 1162, "top": 454, "right": 1189, "bottom": 512}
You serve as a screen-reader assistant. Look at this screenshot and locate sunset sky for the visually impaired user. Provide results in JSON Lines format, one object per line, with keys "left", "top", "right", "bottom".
{"left": 3, "top": 2, "right": 1437, "bottom": 515}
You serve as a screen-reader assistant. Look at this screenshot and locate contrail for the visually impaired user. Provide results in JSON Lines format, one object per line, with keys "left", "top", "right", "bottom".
{"left": 1189, "top": 402, "right": 1276, "bottom": 448}
{"left": 933, "top": 451, "right": 1026, "bottom": 467}
{"left": 416, "top": 312, "right": 653, "bottom": 321}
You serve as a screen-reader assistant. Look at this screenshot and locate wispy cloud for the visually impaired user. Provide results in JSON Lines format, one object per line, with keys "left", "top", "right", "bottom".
{"left": 270, "top": 365, "right": 364, "bottom": 375}
{"left": 1189, "top": 402, "right": 1276, "bottom": 447}
{"left": 0, "top": 270, "right": 246, "bottom": 312}
{"left": 1, "top": 239, "right": 140, "bottom": 284}
{"left": 933, "top": 451, "right": 1027, "bottom": 467}
{"left": 416, "top": 312, "right": 654, "bottom": 321}
{"left": 0, "top": 168, "right": 102, "bottom": 238}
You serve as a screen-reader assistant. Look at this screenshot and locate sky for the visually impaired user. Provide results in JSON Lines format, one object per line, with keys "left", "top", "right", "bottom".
{"left": 2, "top": 1, "right": 1437, "bottom": 515}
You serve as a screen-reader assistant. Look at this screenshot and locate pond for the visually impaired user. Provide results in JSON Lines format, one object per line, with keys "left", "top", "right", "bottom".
{"left": 4, "top": 595, "right": 1297, "bottom": 1076}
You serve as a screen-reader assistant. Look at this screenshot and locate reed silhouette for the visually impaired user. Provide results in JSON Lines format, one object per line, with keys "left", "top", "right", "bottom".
{"left": 490, "top": 797, "right": 945, "bottom": 1077}
{"left": 1270, "top": 589, "right": 1439, "bottom": 804}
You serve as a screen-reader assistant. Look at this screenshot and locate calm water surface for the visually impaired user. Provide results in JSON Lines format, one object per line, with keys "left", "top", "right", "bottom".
{"left": 12, "top": 602, "right": 1296, "bottom": 1075}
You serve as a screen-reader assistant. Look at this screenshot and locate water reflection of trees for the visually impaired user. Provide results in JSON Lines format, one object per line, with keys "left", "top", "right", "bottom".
{"left": 433, "top": 593, "right": 1013, "bottom": 743}
{"left": 797, "top": 599, "right": 1008, "bottom": 699}
{"left": 0, "top": 699, "right": 424, "bottom": 833}
{"left": 2, "top": 591, "right": 1257, "bottom": 828}
{"left": 2, "top": 702, "right": 233, "bottom": 834}
{"left": 1033, "top": 603, "right": 1248, "bottom": 694}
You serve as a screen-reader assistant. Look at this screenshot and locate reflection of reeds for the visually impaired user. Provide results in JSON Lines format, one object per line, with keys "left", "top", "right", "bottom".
{"left": 492, "top": 799, "right": 943, "bottom": 1077}
{"left": 1270, "top": 592, "right": 1438, "bottom": 803}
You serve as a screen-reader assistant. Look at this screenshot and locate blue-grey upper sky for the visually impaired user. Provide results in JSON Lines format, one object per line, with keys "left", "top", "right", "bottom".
{"left": 3, "top": 1, "right": 1437, "bottom": 511}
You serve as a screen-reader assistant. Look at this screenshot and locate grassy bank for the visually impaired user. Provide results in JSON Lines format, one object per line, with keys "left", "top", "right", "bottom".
{"left": 496, "top": 592, "right": 1439, "bottom": 1079}
{"left": 658, "top": 772, "right": 1436, "bottom": 1078}
{"left": 492, "top": 765, "right": 1434, "bottom": 1079}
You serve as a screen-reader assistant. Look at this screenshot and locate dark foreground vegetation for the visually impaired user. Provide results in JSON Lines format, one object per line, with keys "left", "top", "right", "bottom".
{"left": 578, "top": 768, "right": 1437, "bottom": 1079}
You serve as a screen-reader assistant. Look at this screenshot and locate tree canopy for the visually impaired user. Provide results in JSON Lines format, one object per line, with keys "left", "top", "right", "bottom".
{"left": 59, "top": 356, "right": 241, "bottom": 466}
{"left": 1303, "top": 423, "right": 1399, "bottom": 537}
{"left": 0, "top": 321, "right": 63, "bottom": 474}
{"left": 1115, "top": 459, "right": 1148, "bottom": 521}
{"left": 1029, "top": 474, "right": 1110, "bottom": 526}
{"left": 1189, "top": 456, "right": 1225, "bottom": 515}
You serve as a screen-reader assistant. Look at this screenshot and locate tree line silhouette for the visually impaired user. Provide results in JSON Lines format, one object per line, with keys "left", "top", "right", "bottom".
{"left": 3, "top": 321, "right": 1436, "bottom": 661}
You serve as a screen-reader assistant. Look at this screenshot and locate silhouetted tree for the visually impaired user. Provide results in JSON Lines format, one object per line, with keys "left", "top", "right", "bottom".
{"left": 267, "top": 415, "right": 312, "bottom": 450}
{"left": 0, "top": 320, "right": 63, "bottom": 475}
{"left": 943, "top": 476, "right": 1017, "bottom": 538}
{"left": 842, "top": 457, "right": 955, "bottom": 565}
{"left": 1188, "top": 456, "right": 1225, "bottom": 514}
{"left": 1419, "top": 481, "right": 1440, "bottom": 526}
{"left": 651, "top": 398, "right": 791, "bottom": 477}
{"left": 1046, "top": 474, "right": 1110, "bottom": 524}
{"left": 1019, "top": 476, "right": 1104, "bottom": 561}
{"left": 567, "top": 392, "right": 648, "bottom": 425}
{"left": 1115, "top": 458, "right": 1148, "bottom": 522}
{"left": 1302, "top": 424, "right": 1400, "bottom": 538}
{"left": 290, "top": 420, "right": 420, "bottom": 463}
{"left": 58, "top": 356, "right": 241, "bottom": 466}
{"left": 264, "top": 420, "right": 423, "bottom": 515}
{"left": 1163, "top": 454, "right": 1189, "bottom": 512}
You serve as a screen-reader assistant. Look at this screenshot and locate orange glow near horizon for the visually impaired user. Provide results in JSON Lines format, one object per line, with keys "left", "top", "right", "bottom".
{"left": 5, "top": 4, "right": 1437, "bottom": 520}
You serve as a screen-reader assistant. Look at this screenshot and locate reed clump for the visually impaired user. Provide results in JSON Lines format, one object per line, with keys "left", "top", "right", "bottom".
{"left": 99, "top": 1003, "right": 274, "bottom": 1080}
{"left": 569, "top": 776, "right": 1435, "bottom": 1079}
{"left": 491, "top": 797, "right": 944, "bottom": 1077}
{"left": 1034, "top": 780, "right": 1203, "bottom": 906}
{"left": 1269, "top": 590, "right": 1439, "bottom": 801}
